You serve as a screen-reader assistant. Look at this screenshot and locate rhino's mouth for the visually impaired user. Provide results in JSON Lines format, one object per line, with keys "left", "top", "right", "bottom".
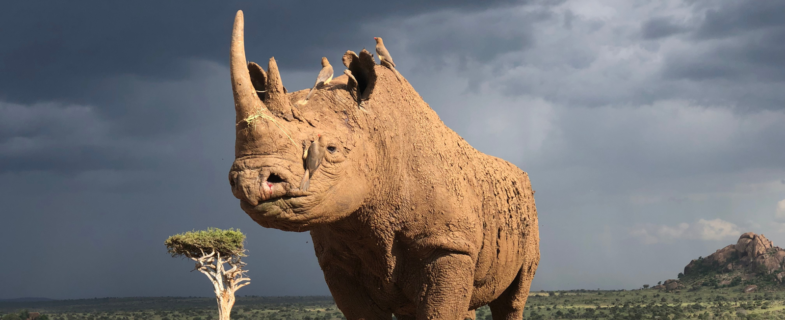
{"left": 253, "top": 165, "right": 315, "bottom": 201}
{"left": 230, "top": 160, "right": 309, "bottom": 206}
{"left": 240, "top": 184, "right": 320, "bottom": 231}
{"left": 257, "top": 170, "right": 299, "bottom": 201}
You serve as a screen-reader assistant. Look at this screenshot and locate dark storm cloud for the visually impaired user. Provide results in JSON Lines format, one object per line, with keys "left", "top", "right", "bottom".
{"left": 0, "top": 145, "right": 147, "bottom": 173}
{"left": 692, "top": 0, "right": 785, "bottom": 40}
{"left": 640, "top": 17, "right": 687, "bottom": 39}
{"left": 395, "top": 7, "right": 553, "bottom": 67}
{"left": 0, "top": 62, "right": 230, "bottom": 173}
{"left": 660, "top": 0, "right": 785, "bottom": 93}
{"left": 461, "top": 0, "right": 785, "bottom": 111}
{"left": 0, "top": 0, "right": 525, "bottom": 105}
{"left": 663, "top": 28, "right": 785, "bottom": 82}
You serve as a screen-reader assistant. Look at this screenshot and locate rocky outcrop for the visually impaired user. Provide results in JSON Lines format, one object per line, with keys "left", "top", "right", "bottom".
{"left": 743, "top": 285, "right": 757, "bottom": 293}
{"left": 681, "top": 232, "right": 785, "bottom": 284}
{"left": 664, "top": 279, "right": 682, "bottom": 291}
{"left": 653, "top": 279, "right": 682, "bottom": 291}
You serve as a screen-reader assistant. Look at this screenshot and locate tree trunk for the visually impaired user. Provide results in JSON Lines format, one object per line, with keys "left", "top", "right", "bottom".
{"left": 216, "top": 291, "right": 235, "bottom": 320}
{"left": 191, "top": 251, "right": 248, "bottom": 320}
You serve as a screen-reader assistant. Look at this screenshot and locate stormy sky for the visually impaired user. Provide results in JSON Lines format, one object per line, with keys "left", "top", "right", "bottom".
{"left": 1, "top": 0, "right": 784, "bottom": 299}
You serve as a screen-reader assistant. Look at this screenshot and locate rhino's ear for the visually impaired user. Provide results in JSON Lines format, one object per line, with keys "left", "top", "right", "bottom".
{"left": 342, "top": 50, "right": 377, "bottom": 105}
{"left": 247, "top": 62, "right": 267, "bottom": 101}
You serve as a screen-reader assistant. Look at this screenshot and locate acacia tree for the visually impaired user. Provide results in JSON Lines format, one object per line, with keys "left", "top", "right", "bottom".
{"left": 165, "top": 228, "right": 249, "bottom": 320}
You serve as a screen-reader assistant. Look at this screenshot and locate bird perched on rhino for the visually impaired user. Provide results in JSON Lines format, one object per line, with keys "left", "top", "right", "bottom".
{"left": 303, "top": 57, "right": 334, "bottom": 102}
{"left": 300, "top": 134, "right": 325, "bottom": 191}
{"left": 374, "top": 37, "right": 395, "bottom": 68}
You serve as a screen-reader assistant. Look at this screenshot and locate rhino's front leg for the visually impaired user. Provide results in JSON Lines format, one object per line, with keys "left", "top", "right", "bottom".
{"left": 416, "top": 252, "right": 475, "bottom": 320}
{"left": 323, "top": 267, "right": 392, "bottom": 320}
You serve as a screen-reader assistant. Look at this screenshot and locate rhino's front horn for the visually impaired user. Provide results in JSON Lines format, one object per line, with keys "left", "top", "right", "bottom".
{"left": 230, "top": 10, "right": 264, "bottom": 123}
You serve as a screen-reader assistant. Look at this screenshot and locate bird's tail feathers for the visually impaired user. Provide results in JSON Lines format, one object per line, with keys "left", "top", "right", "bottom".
{"left": 300, "top": 170, "right": 310, "bottom": 191}
{"left": 305, "top": 85, "right": 317, "bottom": 101}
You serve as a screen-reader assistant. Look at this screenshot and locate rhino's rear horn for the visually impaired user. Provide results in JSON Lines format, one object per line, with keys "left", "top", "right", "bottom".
{"left": 265, "top": 57, "right": 294, "bottom": 119}
{"left": 343, "top": 50, "right": 377, "bottom": 104}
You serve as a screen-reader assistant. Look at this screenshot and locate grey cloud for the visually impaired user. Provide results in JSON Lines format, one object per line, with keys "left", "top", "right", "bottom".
{"left": 438, "top": 1, "right": 785, "bottom": 112}
{"left": 362, "top": 3, "right": 565, "bottom": 75}
{"left": 640, "top": 17, "right": 687, "bottom": 39}
{"left": 663, "top": 28, "right": 785, "bottom": 83}
{"left": 692, "top": 0, "right": 785, "bottom": 40}
{"left": 0, "top": 0, "right": 523, "bottom": 105}
{"left": 0, "top": 61, "right": 232, "bottom": 174}
{"left": 562, "top": 9, "right": 574, "bottom": 29}
{"left": 403, "top": 10, "right": 544, "bottom": 64}
{"left": 654, "top": 0, "right": 785, "bottom": 100}
{"left": 0, "top": 145, "right": 150, "bottom": 174}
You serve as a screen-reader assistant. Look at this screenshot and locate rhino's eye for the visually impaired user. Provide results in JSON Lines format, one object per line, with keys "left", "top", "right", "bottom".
{"left": 327, "top": 146, "right": 337, "bottom": 153}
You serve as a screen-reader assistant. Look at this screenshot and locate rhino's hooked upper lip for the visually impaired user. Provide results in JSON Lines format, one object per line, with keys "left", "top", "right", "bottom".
{"left": 229, "top": 155, "right": 311, "bottom": 207}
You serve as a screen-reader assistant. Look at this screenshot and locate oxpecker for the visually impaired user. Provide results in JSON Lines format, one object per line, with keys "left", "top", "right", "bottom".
{"left": 304, "top": 57, "right": 334, "bottom": 102}
{"left": 300, "top": 134, "right": 325, "bottom": 191}
{"left": 374, "top": 37, "right": 396, "bottom": 68}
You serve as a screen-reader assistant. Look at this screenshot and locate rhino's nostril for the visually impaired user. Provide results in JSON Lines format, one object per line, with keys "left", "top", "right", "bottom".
{"left": 267, "top": 173, "right": 285, "bottom": 183}
{"left": 229, "top": 172, "right": 240, "bottom": 189}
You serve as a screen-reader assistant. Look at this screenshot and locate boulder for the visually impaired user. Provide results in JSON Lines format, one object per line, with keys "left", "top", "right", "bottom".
{"left": 747, "top": 234, "right": 773, "bottom": 257}
{"left": 754, "top": 254, "right": 782, "bottom": 274}
{"left": 664, "top": 279, "right": 681, "bottom": 291}
{"left": 705, "top": 245, "right": 737, "bottom": 265}
{"left": 684, "top": 259, "right": 698, "bottom": 275}
{"left": 736, "top": 232, "right": 755, "bottom": 254}
{"left": 775, "top": 250, "right": 785, "bottom": 264}
{"left": 743, "top": 285, "right": 757, "bottom": 293}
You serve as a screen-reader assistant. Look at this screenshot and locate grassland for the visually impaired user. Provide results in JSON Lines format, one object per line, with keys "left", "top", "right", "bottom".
{"left": 522, "top": 287, "right": 785, "bottom": 319}
{"left": 2, "top": 288, "right": 785, "bottom": 320}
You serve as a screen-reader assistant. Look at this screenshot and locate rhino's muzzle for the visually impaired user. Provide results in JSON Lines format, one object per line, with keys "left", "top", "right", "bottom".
{"left": 229, "top": 167, "right": 305, "bottom": 206}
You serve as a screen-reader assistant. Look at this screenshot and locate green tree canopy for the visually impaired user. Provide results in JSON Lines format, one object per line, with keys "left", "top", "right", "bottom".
{"left": 165, "top": 228, "right": 246, "bottom": 258}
